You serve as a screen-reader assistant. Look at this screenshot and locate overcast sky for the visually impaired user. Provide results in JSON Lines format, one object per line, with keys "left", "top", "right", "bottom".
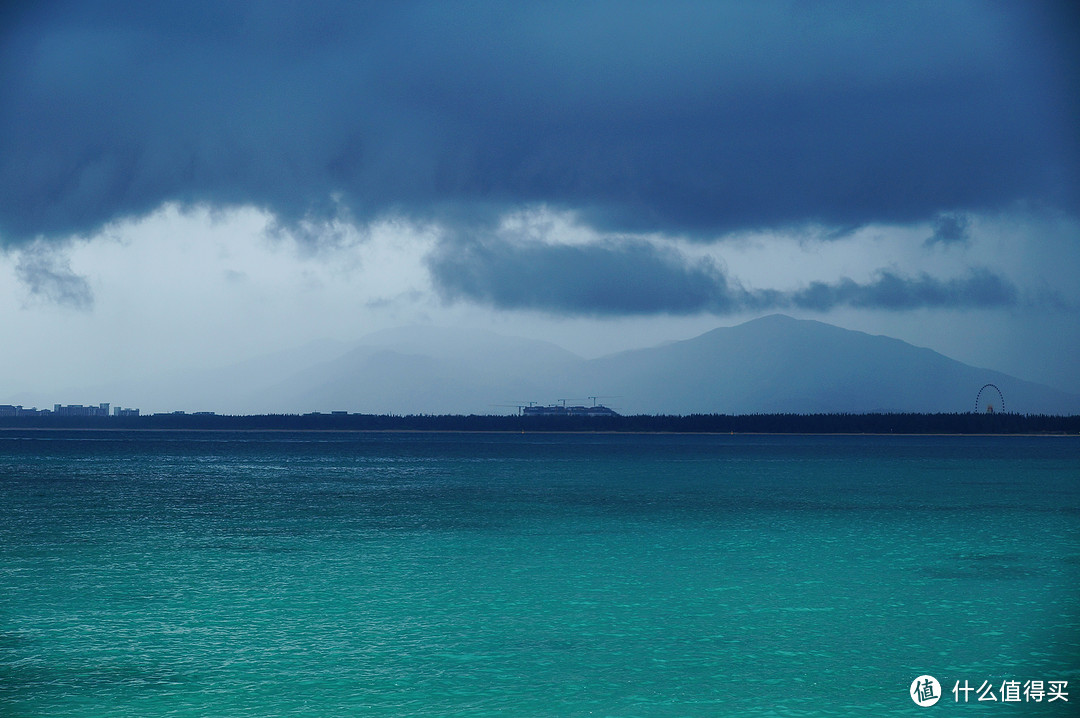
{"left": 2, "top": 1, "right": 1078, "bottom": 408}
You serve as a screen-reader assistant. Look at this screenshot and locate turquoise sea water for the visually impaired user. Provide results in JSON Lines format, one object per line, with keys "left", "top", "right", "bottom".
{"left": 1, "top": 431, "right": 1077, "bottom": 716}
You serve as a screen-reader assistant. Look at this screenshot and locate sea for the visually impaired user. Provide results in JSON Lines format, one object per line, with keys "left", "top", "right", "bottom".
{"left": 1, "top": 430, "right": 1077, "bottom": 717}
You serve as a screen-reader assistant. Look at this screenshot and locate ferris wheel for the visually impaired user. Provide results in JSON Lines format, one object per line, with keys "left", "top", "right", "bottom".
{"left": 975, "top": 384, "right": 1005, "bottom": 414}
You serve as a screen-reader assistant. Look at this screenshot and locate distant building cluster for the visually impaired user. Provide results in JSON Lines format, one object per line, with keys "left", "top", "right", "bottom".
{"left": 0, "top": 405, "right": 45, "bottom": 417}
{"left": 0, "top": 402, "right": 140, "bottom": 417}
{"left": 54, "top": 402, "right": 112, "bottom": 417}
{"left": 522, "top": 403, "right": 619, "bottom": 417}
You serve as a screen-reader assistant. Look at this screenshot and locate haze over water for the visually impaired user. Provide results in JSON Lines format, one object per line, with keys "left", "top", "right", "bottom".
{"left": 1, "top": 431, "right": 1077, "bottom": 716}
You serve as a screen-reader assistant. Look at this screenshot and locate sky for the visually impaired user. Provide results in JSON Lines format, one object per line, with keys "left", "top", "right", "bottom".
{"left": 1, "top": 0, "right": 1078, "bottom": 410}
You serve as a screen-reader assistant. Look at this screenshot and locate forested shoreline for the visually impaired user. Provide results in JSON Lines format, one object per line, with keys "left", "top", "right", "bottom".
{"left": 2, "top": 412, "right": 1078, "bottom": 434}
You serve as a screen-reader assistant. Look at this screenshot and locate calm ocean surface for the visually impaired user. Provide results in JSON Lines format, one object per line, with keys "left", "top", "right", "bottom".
{"left": 1, "top": 431, "right": 1077, "bottom": 716}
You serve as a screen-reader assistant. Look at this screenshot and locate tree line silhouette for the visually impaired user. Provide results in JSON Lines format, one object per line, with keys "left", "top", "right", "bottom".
{"left": 2, "top": 412, "right": 1078, "bottom": 434}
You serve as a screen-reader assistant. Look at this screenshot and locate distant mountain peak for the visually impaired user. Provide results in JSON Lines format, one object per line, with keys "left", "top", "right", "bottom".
{"left": 581, "top": 315, "right": 1078, "bottom": 415}
{"left": 32, "top": 317, "right": 1078, "bottom": 416}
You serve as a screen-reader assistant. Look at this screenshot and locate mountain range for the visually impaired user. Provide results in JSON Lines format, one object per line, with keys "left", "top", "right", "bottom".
{"left": 12, "top": 315, "right": 1078, "bottom": 415}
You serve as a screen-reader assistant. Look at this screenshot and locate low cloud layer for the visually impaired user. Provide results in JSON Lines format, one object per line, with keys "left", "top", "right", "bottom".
{"left": 1, "top": 1, "right": 1076, "bottom": 248}
{"left": 429, "top": 237, "right": 738, "bottom": 315}
{"left": 13, "top": 243, "right": 94, "bottom": 310}
{"left": 925, "top": 213, "right": 972, "bottom": 247}
{"left": 784, "top": 269, "right": 1017, "bottom": 312}
{"left": 429, "top": 235, "right": 1025, "bottom": 316}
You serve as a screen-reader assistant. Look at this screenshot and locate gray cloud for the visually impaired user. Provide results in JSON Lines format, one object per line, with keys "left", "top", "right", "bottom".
{"left": 428, "top": 235, "right": 740, "bottom": 316}
{"left": 0, "top": 1, "right": 1076, "bottom": 248}
{"left": 428, "top": 234, "right": 1026, "bottom": 316}
{"left": 787, "top": 269, "right": 1017, "bottom": 311}
{"left": 13, "top": 243, "right": 94, "bottom": 309}
{"left": 925, "top": 213, "right": 971, "bottom": 247}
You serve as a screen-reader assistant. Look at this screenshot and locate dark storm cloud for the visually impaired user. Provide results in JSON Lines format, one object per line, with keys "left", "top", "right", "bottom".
{"left": 13, "top": 243, "right": 94, "bottom": 310}
{"left": 428, "top": 234, "right": 1024, "bottom": 315}
{"left": 428, "top": 235, "right": 741, "bottom": 315}
{"left": 0, "top": 1, "right": 1076, "bottom": 248}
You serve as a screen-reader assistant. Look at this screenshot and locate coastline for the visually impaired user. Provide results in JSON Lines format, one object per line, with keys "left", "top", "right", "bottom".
{"left": 2, "top": 412, "right": 1079, "bottom": 435}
